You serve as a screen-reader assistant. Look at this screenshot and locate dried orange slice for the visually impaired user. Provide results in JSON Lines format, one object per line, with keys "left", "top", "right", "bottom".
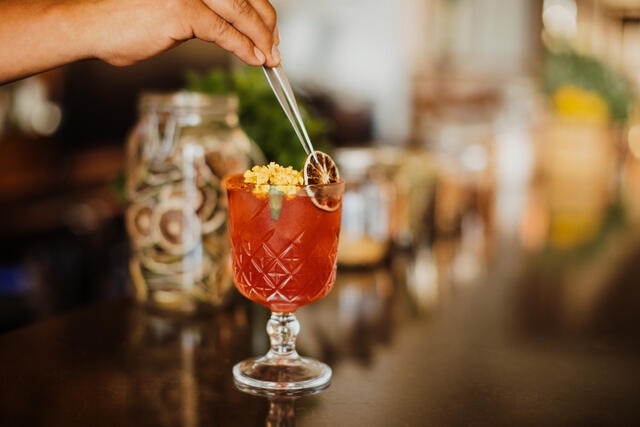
{"left": 303, "top": 151, "right": 340, "bottom": 185}
{"left": 303, "top": 151, "right": 341, "bottom": 211}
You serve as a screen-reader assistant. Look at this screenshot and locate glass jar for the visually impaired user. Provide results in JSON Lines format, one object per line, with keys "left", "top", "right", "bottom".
{"left": 125, "top": 92, "right": 263, "bottom": 313}
{"left": 335, "top": 147, "right": 394, "bottom": 267}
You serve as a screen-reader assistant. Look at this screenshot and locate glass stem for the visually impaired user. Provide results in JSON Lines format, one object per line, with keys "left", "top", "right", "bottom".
{"left": 266, "top": 312, "right": 300, "bottom": 357}
{"left": 266, "top": 397, "right": 296, "bottom": 427}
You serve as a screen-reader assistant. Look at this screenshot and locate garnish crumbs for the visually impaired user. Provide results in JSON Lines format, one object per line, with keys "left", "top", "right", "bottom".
{"left": 243, "top": 162, "right": 303, "bottom": 196}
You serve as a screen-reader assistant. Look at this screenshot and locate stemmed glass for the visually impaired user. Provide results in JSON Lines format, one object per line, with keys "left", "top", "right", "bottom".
{"left": 225, "top": 173, "right": 344, "bottom": 393}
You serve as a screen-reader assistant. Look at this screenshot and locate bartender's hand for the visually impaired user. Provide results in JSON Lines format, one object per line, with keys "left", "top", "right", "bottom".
{"left": 94, "top": 0, "right": 280, "bottom": 67}
{"left": 0, "top": 0, "right": 280, "bottom": 84}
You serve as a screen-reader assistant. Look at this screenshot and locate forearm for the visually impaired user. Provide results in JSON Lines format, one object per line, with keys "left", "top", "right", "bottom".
{"left": 0, "top": 0, "right": 93, "bottom": 84}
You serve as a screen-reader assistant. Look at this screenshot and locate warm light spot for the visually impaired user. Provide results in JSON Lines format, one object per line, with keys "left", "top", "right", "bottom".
{"left": 629, "top": 125, "right": 640, "bottom": 159}
{"left": 543, "top": 0, "right": 577, "bottom": 38}
{"left": 461, "top": 143, "right": 488, "bottom": 172}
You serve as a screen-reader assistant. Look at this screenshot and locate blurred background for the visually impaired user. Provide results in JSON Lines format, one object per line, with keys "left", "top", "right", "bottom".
{"left": 1, "top": 0, "right": 640, "bottom": 333}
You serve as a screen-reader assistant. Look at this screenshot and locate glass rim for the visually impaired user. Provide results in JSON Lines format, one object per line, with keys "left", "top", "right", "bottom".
{"left": 138, "top": 91, "right": 239, "bottom": 114}
{"left": 224, "top": 173, "right": 345, "bottom": 193}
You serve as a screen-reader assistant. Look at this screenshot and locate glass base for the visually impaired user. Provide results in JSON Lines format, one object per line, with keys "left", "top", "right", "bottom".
{"left": 233, "top": 311, "right": 332, "bottom": 394}
{"left": 233, "top": 353, "right": 332, "bottom": 395}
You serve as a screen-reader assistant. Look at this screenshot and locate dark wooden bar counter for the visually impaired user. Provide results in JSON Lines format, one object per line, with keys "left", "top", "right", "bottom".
{"left": 2, "top": 224, "right": 640, "bottom": 426}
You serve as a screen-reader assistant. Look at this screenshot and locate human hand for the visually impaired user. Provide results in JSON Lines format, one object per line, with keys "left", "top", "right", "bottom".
{"left": 0, "top": 0, "right": 281, "bottom": 84}
{"left": 88, "top": 0, "right": 280, "bottom": 67}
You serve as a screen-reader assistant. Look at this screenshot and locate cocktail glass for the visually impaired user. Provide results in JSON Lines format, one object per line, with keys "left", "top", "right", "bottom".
{"left": 225, "top": 173, "right": 344, "bottom": 393}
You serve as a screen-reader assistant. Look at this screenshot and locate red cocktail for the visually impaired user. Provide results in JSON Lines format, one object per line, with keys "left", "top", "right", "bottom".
{"left": 225, "top": 171, "right": 344, "bottom": 393}
{"left": 226, "top": 173, "right": 342, "bottom": 312}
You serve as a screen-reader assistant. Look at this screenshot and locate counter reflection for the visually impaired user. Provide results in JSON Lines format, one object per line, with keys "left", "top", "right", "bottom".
{"left": 124, "top": 307, "right": 266, "bottom": 425}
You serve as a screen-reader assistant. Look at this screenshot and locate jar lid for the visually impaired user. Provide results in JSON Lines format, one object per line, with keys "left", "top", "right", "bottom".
{"left": 138, "top": 91, "right": 239, "bottom": 116}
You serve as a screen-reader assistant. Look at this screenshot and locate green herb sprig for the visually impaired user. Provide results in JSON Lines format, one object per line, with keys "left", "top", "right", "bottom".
{"left": 542, "top": 44, "right": 637, "bottom": 124}
{"left": 185, "top": 67, "right": 331, "bottom": 168}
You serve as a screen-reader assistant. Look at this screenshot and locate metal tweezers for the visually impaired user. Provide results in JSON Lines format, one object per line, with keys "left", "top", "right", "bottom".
{"left": 262, "top": 65, "right": 317, "bottom": 159}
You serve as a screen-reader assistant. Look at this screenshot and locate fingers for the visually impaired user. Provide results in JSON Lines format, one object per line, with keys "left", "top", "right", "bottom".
{"left": 188, "top": 4, "right": 265, "bottom": 66}
{"left": 202, "top": 0, "right": 280, "bottom": 66}
{"left": 247, "top": 0, "right": 279, "bottom": 43}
